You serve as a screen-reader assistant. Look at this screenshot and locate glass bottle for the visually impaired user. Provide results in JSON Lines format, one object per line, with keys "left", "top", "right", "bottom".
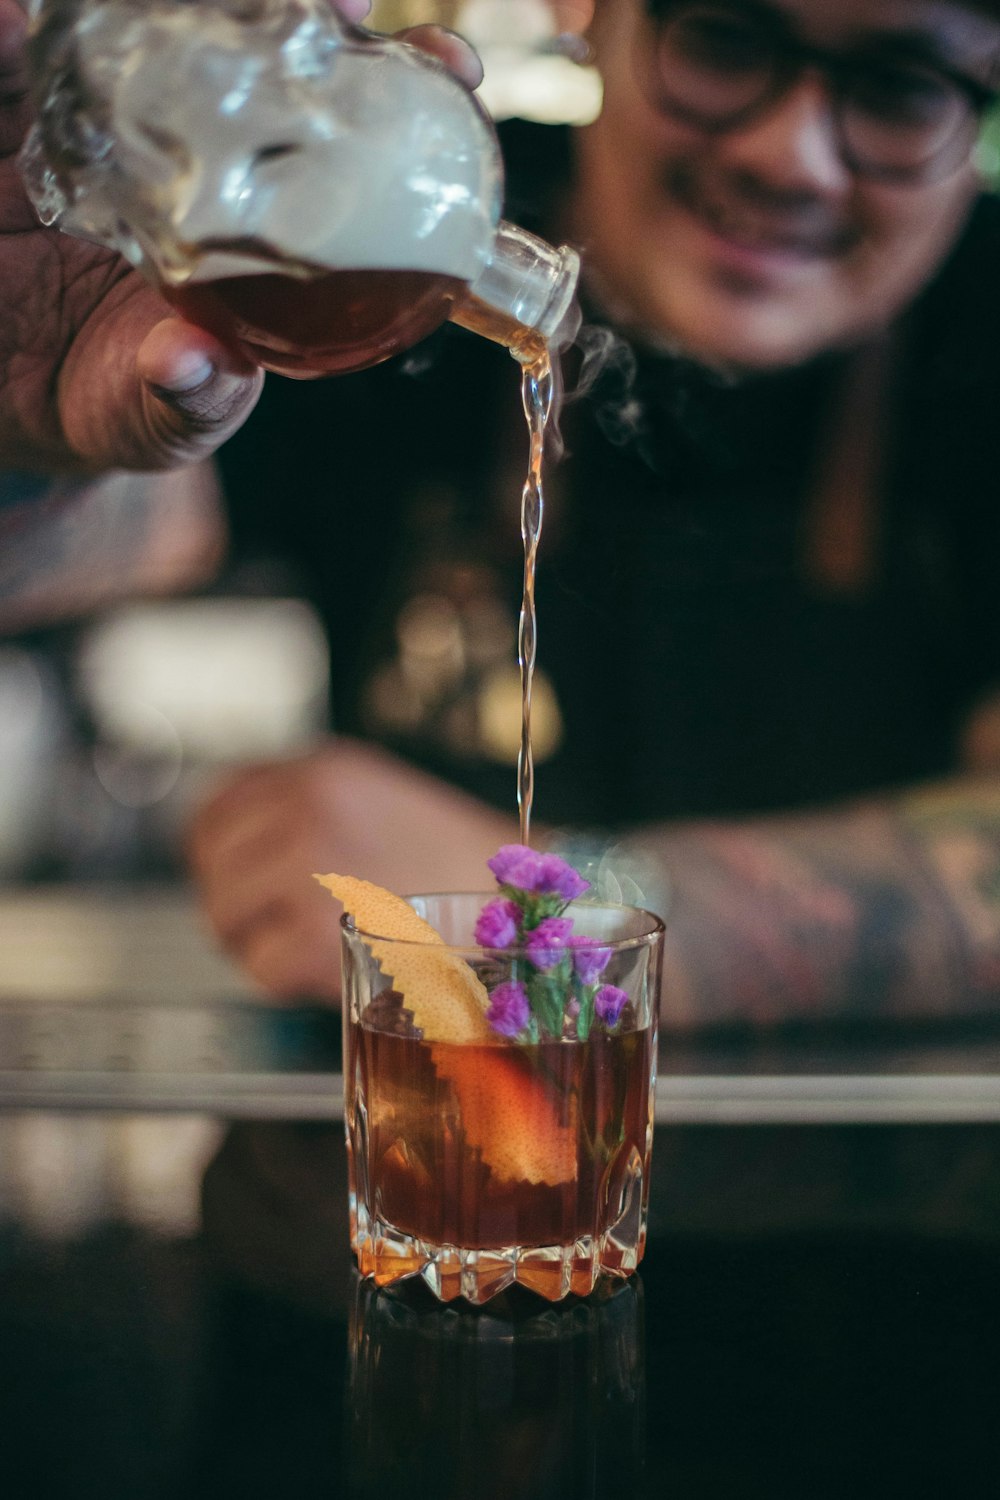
{"left": 21, "top": 0, "right": 581, "bottom": 376}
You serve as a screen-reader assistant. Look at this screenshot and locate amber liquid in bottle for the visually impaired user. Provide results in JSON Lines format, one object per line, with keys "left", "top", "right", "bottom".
{"left": 164, "top": 265, "right": 469, "bottom": 377}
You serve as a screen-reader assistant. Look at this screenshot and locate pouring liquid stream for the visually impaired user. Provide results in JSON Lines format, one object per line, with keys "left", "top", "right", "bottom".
{"left": 451, "top": 293, "right": 560, "bottom": 849}
{"left": 516, "top": 348, "right": 553, "bottom": 847}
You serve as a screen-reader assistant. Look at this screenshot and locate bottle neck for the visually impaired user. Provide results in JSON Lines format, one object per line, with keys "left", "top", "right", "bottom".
{"left": 449, "top": 221, "right": 581, "bottom": 362}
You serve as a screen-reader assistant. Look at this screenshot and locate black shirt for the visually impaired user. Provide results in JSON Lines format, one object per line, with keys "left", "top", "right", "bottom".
{"left": 218, "top": 123, "right": 1000, "bottom": 830}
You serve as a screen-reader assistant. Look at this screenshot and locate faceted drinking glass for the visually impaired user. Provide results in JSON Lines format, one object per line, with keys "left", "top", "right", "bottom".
{"left": 342, "top": 892, "right": 663, "bottom": 1303}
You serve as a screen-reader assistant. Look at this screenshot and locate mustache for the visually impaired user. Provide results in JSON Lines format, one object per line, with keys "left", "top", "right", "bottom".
{"left": 667, "top": 159, "right": 859, "bottom": 255}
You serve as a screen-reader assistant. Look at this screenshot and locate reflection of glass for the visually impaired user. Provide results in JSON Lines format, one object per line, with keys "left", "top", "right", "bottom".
{"left": 346, "top": 1275, "right": 646, "bottom": 1498}
{"left": 342, "top": 893, "right": 663, "bottom": 1303}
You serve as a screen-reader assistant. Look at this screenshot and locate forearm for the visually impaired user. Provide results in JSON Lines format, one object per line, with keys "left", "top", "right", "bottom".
{"left": 608, "top": 779, "right": 1000, "bottom": 1030}
{"left": 0, "top": 462, "right": 224, "bottom": 629}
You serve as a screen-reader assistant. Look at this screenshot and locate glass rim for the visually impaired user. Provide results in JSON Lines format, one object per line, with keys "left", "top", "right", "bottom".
{"left": 340, "top": 892, "right": 667, "bottom": 956}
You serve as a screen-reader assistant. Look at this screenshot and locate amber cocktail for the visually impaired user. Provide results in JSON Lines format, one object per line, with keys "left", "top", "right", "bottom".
{"left": 341, "top": 891, "right": 663, "bottom": 1304}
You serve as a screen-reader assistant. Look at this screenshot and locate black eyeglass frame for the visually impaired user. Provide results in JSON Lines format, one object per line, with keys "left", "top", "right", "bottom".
{"left": 641, "top": 0, "right": 1000, "bottom": 183}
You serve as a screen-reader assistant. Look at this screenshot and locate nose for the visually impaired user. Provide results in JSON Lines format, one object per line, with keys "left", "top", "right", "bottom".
{"left": 719, "top": 71, "right": 853, "bottom": 199}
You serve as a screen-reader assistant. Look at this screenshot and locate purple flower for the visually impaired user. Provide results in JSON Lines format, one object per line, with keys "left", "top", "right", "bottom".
{"left": 568, "top": 935, "right": 612, "bottom": 986}
{"left": 594, "top": 984, "right": 629, "bottom": 1027}
{"left": 474, "top": 898, "right": 522, "bottom": 949}
{"left": 487, "top": 844, "right": 590, "bottom": 900}
{"left": 535, "top": 853, "right": 590, "bottom": 901}
{"left": 525, "top": 916, "right": 574, "bottom": 971}
{"left": 487, "top": 844, "right": 547, "bottom": 891}
{"left": 486, "top": 980, "right": 531, "bottom": 1038}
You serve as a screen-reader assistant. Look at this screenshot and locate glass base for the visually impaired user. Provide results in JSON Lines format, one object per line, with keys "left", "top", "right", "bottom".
{"left": 350, "top": 1199, "right": 647, "bottom": 1305}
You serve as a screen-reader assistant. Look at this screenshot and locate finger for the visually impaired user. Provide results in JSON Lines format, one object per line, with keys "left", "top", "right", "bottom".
{"left": 199, "top": 854, "right": 289, "bottom": 948}
{"left": 333, "top": 0, "right": 373, "bottom": 22}
{"left": 188, "top": 762, "right": 294, "bottom": 852}
{"left": 191, "top": 819, "right": 291, "bottom": 904}
{"left": 241, "top": 908, "right": 343, "bottom": 1002}
{"left": 397, "top": 25, "right": 484, "bottom": 91}
{"left": 201, "top": 843, "right": 327, "bottom": 950}
{"left": 188, "top": 780, "right": 295, "bottom": 879}
{"left": 137, "top": 316, "right": 264, "bottom": 463}
{"left": 192, "top": 790, "right": 339, "bottom": 935}
{"left": 59, "top": 290, "right": 266, "bottom": 471}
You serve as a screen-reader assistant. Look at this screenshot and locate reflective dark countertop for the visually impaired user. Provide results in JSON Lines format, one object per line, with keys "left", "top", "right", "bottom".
{"left": 2, "top": 1115, "right": 1000, "bottom": 1500}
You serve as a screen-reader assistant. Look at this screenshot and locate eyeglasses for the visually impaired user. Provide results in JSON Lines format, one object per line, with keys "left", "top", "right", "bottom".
{"left": 643, "top": 1, "right": 999, "bottom": 181}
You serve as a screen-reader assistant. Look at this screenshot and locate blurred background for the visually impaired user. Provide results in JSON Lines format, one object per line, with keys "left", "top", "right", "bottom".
{"left": 371, "top": 0, "right": 601, "bottom": 122}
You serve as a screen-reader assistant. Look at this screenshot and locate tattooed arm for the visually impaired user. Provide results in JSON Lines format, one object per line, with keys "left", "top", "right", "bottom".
{"left": 631, "top": 778, "right": 1000, "bottom": 1029}
{"left": 0, "top": 463, "right": 225, "bottom": 630}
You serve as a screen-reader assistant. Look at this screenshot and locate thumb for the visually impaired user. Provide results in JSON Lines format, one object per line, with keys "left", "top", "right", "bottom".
{"left": 136, "top": 316, "right": 265, "bottom": 466}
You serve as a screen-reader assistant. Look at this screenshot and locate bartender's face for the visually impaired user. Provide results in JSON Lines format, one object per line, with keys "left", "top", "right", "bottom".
{"left": 574, "top": 0, "right": 1000, "bottom": 368}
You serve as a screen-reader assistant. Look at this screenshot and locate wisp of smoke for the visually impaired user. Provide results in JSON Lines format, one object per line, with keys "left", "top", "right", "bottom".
{"left": 572, "top": 323, "right": 639, "bottom": 405}
{"left": 546, "top": 321, "right": 645, "bottom": 463}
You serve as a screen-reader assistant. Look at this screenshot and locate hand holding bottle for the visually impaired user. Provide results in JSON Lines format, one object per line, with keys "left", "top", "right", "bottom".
{"left": 0, "top": 0, "right": 483, "bottom": 474}
{"left": 22, "top": 0, "right": 577, "bottom": 381}
{"left": 1, "top": 0, "right": 262, "bottom": 474}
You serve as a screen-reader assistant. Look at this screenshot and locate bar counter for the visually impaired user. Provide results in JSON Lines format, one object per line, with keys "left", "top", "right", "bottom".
{"left": 1, "top": 885, "right": 999, "bottom": 1495}
{"left": 2, "top": 1116, "right": 999, "bottom": 1498}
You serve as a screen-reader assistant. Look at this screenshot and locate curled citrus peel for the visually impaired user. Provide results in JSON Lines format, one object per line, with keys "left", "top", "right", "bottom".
{"left": 426, "top": 1038, "right": 578, "bottom": 1187}
{"left": 316, "top": 872, "right": 577, "bottom": 1186}
{"left": 315, "top": 872, "right": 491, "bottom": 1043}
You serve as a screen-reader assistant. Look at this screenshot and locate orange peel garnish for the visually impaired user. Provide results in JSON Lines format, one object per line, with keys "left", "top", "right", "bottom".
{"left": 315, "top": 872, "right": 491, "bottom": 1043}
{"left": 317, "top": 871, "right": 578, "bottom": 1185}
{"left": 428, "top": 1041, "right": 579, "bottom": 1187}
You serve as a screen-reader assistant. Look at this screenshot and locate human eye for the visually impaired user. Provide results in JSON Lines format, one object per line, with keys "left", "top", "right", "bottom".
{"left": 847, "top": 59, "right": 957, "bottom": 128}
{"left": 666, "top": 5, "right": 773, "bottom": 77}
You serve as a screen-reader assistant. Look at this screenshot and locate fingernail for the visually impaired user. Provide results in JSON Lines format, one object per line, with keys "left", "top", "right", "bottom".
{"left": 153, "top": 352, "right": 216, "bottom": 396}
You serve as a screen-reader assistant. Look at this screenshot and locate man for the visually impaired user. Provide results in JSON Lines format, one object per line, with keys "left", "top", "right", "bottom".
{"left": 187, "top": 1, "right": 1000, "bottom": 1024}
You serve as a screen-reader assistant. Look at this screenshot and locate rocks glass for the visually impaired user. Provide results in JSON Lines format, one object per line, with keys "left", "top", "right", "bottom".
{"left": 342, "top": 892, "right": 663, "bottom": 1303}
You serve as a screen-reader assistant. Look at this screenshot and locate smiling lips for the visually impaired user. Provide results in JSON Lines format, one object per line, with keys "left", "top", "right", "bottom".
{"left": 671, "top": 166, "right": 856, "bottom": 269}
